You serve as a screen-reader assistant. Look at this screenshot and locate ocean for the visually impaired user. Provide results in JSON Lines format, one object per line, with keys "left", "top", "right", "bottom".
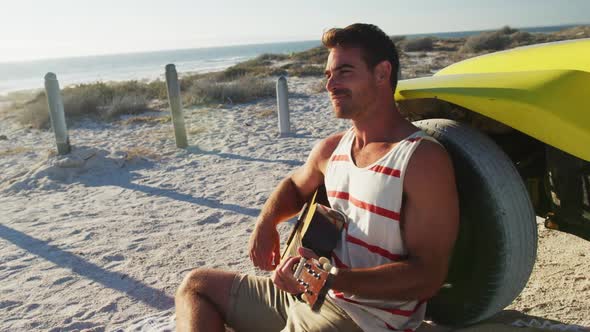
{"left": 0, "top": 24, "right": 582, "bottom": 96}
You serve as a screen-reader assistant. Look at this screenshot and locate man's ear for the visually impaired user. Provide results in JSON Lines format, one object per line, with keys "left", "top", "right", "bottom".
{"left": 374, "top": 60, "right": 392, "bottom": 85}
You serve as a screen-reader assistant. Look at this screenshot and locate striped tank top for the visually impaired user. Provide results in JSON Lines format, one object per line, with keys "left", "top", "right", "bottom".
{"left": 325, "top": 128, "right": 441, "bottom": 332}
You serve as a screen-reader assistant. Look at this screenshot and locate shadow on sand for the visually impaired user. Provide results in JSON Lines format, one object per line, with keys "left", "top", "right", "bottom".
{"left": 0, "top": 224, "right": 174, "bottom": 311}
{"left": 81, "top": 166, "right": 262, "bottom": 218}
{"left": 184, "top": 146, "right": 303, "bottom": 167}
{"left": 53, "top": 146, "right": 267, "bottom": 217}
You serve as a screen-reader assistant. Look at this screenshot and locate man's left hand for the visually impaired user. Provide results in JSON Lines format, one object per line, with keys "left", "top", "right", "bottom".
{"left": 271, "top": 247, "right": 320, "bottom": 295}
{"left": 271, "top": 256, "right": 305, "bottom": 295}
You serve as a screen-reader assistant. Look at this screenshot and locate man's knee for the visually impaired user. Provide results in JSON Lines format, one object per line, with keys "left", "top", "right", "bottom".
{"left": 177, "top": 268, "right": 215, "bottom": 297}
{"left": 175, "top": 268, "right": 236, "bottom": 310}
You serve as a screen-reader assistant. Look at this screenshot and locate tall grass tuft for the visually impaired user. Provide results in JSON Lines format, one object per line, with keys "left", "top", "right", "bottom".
{"left": 459, "top": 26, "right": 531, "bottom": 53}
{"left": 184, "top": 75, "right": 274, "bottom": 105}
{"left": 105, "top": 94, "right": 149, "bottom": 119}
{"left": 14, "top": 82, "right": 152, "bottom": 129}
{"left": 19, "top": 98, "right": 50, "bottom": 129}
{"left": 403, "top": 37, "right": 434, "bottom": 52}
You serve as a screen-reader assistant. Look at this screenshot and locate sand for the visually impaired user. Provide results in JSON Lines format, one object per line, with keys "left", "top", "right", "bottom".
{"left": 1, "top": 76, "right": 589, "bottom": 331}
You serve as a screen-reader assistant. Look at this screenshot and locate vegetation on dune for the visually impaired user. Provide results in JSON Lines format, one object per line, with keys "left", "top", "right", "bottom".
{"left": 4, "top": 25, "right": 589, "bottom": 129}
{"left": 14, "top": 81, "right": 158, "bottom": 129}
{"left": 402, "top": 37, "right": 434, "bottom": 52}
{"left": 183, "top": 75, "right": 275, "bottom": 105}
{"left": 460, "top": 25, "right": 590, "bottom": 53}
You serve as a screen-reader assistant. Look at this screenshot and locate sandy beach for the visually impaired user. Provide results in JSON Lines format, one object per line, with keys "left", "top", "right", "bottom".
{"left": 1, "top": 73, "right": 589, "bottom": 331}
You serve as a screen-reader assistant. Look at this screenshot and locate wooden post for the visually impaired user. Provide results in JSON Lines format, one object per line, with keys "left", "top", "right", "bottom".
{"left": 165, "top": 64, "right": 188, "bottom": 148}
{"left": 44, "top": 72, "right": 70, "bottom": 155}
{"left": 276, "top": 76, "right": 290, "bottom": 136}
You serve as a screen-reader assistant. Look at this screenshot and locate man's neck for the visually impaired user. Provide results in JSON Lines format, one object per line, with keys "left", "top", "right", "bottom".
{"left": 351, "top": 101, "right": 407, "bottom": 148}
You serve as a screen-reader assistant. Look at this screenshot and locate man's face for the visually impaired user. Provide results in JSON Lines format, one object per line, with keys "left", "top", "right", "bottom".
{"left": 324, "top": 46, "right": 377, "bottom": 119}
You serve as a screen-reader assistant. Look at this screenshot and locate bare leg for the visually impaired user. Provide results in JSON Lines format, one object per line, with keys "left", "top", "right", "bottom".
{"left": 175, "top": 268, "right": 237, "bottom": 332}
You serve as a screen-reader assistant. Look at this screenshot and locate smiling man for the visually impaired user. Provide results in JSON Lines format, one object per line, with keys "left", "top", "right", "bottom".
{"left": 175, "top": 23, "right": 459, "bottom": 332}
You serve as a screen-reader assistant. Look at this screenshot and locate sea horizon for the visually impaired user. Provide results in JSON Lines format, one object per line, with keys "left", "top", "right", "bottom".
{"left": 1, "top": 23, "right": 586, "bottom": 96}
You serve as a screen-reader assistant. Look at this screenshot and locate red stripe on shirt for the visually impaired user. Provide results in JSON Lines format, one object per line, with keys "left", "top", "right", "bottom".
{"left": 368, "top": 164, "right": 401, "bottom": 177}
{"left": 331, "top": 253, "right": 349, "bottom": 268}
{"left": 331, "top": 154, "right": 350, "bottom": 162}
{"left": 407, "top": 137, "right": 422, "bottom": 143}
{"left": 327, "top": 191, "right": 400, "bottom": 221}
{"left": 332, "top": 293, "right": 419, "bottom": 318}
{"left": 346, "top": 235, "right": 406, "bottom": 261}
{"left": 413, "top": 300, "right": 426, "bottom": 311}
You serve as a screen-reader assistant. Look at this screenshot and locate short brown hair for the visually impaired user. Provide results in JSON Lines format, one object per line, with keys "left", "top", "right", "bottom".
{"left": 322, "top": 23, "right": 400, "bottom": 92}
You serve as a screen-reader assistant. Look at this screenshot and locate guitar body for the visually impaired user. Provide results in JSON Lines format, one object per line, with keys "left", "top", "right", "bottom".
{"left": 281, "top": 185, "right": 345, "bottom": 261}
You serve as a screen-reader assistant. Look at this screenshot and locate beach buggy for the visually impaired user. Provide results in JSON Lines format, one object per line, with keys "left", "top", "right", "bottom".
{"left": 394, "top": 38, "right": 590, "bottom": 325}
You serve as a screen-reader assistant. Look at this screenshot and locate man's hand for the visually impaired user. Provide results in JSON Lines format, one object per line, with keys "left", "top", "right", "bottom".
{"left": 271, "top": 256, "right": 305, "bottom": 294}
{"left": 271, "top": 247, "right": 321, "bottom": 295}
{"left": 248, "top": 222, "right": 281, "bottom": 271}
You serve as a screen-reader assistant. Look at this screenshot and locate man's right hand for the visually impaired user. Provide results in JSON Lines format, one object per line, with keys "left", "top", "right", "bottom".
{"left": 248, "top": 222, "right": 281, "bottom": 271}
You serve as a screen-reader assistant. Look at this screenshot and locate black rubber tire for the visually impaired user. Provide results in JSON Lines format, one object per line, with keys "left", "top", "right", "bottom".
{"left": 414, "top": 119, "right": 538, "bottom": 326}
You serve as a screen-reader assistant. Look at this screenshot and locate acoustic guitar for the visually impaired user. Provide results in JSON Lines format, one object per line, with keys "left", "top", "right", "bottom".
{"left": 281, "top": 186, "right": 347, "bottom": 311}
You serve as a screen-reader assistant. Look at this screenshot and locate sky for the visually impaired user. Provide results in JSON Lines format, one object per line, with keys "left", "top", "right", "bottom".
{"left": 0, "top": 0, "right": 588, "bottom": 62}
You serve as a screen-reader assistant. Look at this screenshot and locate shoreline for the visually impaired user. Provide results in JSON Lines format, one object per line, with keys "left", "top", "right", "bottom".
{"left": 1, "top": 24, "right": 589, "bottom": 98}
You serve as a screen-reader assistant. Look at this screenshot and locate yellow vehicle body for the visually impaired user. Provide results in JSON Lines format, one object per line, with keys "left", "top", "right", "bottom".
{"left": 395, "top": 38, "right": 590, "bottom": 162}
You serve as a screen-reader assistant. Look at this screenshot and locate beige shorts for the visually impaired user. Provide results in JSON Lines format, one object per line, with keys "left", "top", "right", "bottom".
{"left": 226, "top": 274, "right": 363, "bottom": 332}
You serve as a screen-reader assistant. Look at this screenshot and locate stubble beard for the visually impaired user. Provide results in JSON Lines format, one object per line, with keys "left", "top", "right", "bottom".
{"left": 331, "top": 97, "right": 362, "bottom": 120}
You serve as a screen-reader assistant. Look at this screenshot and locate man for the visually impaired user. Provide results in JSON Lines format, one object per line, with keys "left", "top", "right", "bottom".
{"left": 175, "top": 23, "right": 459, "bottom": 332}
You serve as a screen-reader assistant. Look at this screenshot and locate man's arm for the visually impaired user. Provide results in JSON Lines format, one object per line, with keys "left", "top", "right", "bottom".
{"left": 249, "top": 133, "right": 344, "bottom": 271}
{"left": 331, "top": 141, "right": 460, "bottom": 300}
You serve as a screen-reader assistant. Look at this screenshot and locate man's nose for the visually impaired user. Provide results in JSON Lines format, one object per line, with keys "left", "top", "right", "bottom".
{"left": 325, "top": 76, "right": 336, "bottom": 92}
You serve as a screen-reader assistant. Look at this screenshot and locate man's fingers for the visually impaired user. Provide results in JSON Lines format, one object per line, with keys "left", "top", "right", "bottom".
{"left": 248, "top": 224, "right": 280, "bottom": 271}
{"left": 272, "top": 271, "right": 298, "bottom": 294}
{"left": 281, "top": 256, "right": 301, "bottom": 273}
{"left": 272, "top": 256, "right": 304, "bottom": 294}
{"left": 273, "top": 244, "right": 281, "bottom": 267}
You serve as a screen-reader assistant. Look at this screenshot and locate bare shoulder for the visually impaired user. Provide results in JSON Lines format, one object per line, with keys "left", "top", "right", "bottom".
{"left": 407, "top": 140, "right": 453, "bottom": 177}
{"left": 403, "top": 139, "right": 456, "bottom": 200}
{"left": 289, "top": 131, "right": 347, "bottom": 200}
{"left": 308, "top": 131, "right": 346, "bottom": 169}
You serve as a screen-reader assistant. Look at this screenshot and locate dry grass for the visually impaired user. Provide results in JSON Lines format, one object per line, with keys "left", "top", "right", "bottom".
{"left": 0, "top": 146, "right": 32, "bottom": 157}
{"left": 402, "top": 37, "right": 434, "bottom": 52}
{"left": 184, "top": 75, "right": 275, "bottom": 106}
{"left": 288, "top": 65, "right": 325, "bottom": 77}
{"left": 461, "top": 31, "right": 512, "bottom": 53}
{"left": 255, "top": 109, "right": 275, "bottom": 118}
{"left": 12, "top": 83, "right": 154, "bottom": 129}
{"left": 121, "top": 147, "right": 161, "bottom": 161}
{"left": 188, "top": 126, "right": 208, "bottom": 135}
{"left": 459, "top": 25, "right": 590, "bottom": 54}
{"left": 0, "top": 90, "right": 41, "bottom": 106}
{"left": 105, "top": 94, "right": 149, "bottom": 119}
{"left": 119, "top": 115, "right": 170, "bottom": 126}
{"left": 17, "top": 100, "right": 50, "bottom": 129}
{"left": 290, "top": 47, "right": 329, "bottom": 65}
